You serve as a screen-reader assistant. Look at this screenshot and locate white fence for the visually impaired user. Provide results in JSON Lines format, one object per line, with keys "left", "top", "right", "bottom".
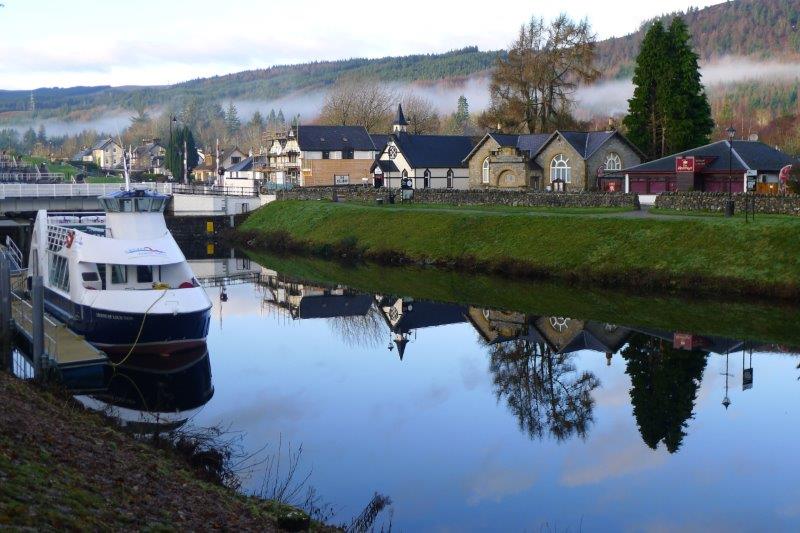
{"left": 0, "top": 182, "right": 173, "bottom": 199}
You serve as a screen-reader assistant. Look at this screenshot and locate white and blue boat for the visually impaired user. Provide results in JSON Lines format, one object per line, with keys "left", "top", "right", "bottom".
{"left": 26, "top": 188, "right": 212, "bottom": 355}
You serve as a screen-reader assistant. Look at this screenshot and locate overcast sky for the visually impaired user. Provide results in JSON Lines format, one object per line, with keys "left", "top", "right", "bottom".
{"left": 0, "top": 0, "right": 724, "bottom": 90}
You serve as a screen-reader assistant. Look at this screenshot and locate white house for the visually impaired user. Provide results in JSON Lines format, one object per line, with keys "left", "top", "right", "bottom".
{"left": 371, "top": 105, "right": 475, "bottom": 189}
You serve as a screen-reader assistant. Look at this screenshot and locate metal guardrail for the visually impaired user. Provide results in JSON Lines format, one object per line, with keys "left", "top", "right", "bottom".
{"left": 0, "top": 172, "right": 66, "bottom": 181}
{"left": 0, "top": 182, "right": 172, "bottom": 199}
{"left": 171, "top": 184, "right": 259, "bottom": 197}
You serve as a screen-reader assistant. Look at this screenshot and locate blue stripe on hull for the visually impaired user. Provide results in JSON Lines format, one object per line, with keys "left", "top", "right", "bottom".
{"left": 44, "top": 288, "right": 210, "bottom": 347}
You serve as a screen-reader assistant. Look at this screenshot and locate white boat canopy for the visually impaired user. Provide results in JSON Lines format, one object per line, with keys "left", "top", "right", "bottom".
{"left": 72, "top": 231, "right": 186, "bottom": 266}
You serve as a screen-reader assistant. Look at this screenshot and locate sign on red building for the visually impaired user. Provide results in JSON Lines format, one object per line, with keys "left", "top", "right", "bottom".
{"left": 675, "top": 156, "right": 695, "bottom": 173}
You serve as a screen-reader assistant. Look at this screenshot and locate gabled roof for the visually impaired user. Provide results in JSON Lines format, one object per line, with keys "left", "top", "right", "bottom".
{"left": 297, "top": 294, "right": 373, "bottom": 319}
{"left": 92, "top": 138, "right": 117, "bottom": 151}
{"left": 370, "top": 134, "right": 389, "bottom": 152}
{"left": 393, "top": 133, "right": 475, "bottom": 169}
{"left": 623, "top": 140, "right": 797, "bottom": 174}
{"left": 297, "top": 125, "right": 376, "bottom": 152}
{"left": 221, "top": 147, "right": 245, "bottom": 161}
{"left": 226, "top": 156, "right": 254, "bottom": 173}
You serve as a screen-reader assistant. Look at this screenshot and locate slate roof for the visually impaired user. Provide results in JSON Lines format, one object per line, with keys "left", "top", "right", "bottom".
{"left": 375, "top": 160, "right": 399, "bottom": 173}
{"left": 390, "top": 300, "right": 468, "bottom": 333}
{"left": 394, "top": 104, "right": 408, "bottom": 126}
{"left": 92, "top": 138, "right": 117, "bottom": 151}
{"left": 516, "top": 133, "right": 552, "bottom": 157}
{"left": 297, "top": 125, "right": 376, "bottom": 152}
{"left": 226, "top": 156, "right": 254, "bottom": 173}
{"left": 72, "top": 148, "right": 92, "bottom": 160}
{"left": 623, "top": 140, "right": 797, "bottom": 174}
{"left": 370, "top": 134, "right": 389, "bottom": 152}
{"left": 297, "top": 294, "right": 373, "bottom": 319}
{"left": 393, "top": 133, "right": 475, "bottom": 168}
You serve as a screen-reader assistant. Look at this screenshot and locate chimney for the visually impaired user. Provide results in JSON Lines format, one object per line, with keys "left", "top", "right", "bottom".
{"left": 607, "top": 117, "right": 615, "bottom": 131}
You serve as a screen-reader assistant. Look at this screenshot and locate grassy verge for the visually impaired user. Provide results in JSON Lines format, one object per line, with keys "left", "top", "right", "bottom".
{"left": 0, "top": 372, "right": 327, "bottom": 531}
{"left": 22, "top": 156, "right": 79, "bottom": 179}
{"left": 249, "top": 250, "right": 800, "bottom": 347}
{"left": 238, "top": 200, "right": 800, "bottom": 299}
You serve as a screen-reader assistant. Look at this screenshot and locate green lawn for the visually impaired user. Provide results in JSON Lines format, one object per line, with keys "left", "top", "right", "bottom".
{"left": 240, "top": 200, "right": 800, "bottom": 296}
{"left": 22, "top": 156, "right": 79, "bottom": 179}
{"left": 85, "top": 176, "right": 124, "bottom": 184}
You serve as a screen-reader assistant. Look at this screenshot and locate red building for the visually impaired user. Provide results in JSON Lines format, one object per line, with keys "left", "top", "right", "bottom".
{"left": 618, "top": 140, "right": 796, "bottom": 195}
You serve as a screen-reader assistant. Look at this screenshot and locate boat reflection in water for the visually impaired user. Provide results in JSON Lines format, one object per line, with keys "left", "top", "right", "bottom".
{"left": 66, "top": 343, "right": 214, "bottom": 435}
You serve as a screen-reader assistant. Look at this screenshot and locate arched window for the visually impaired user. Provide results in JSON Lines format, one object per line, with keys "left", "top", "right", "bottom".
{"left": 605, "top": 152, "right": 622, "bottom": 172}
{"left": 550, "top": 154, "right": 571, "bottom": 183}
{"left": 482, "top": 157, "right": 490, "bottom": 184}
{"left": 401, "top": 169, "right": 409, "bottom": 189}
{"left": 423, "top": 169, "right": 431, "bottom": 189}
{"left": 446, "top": 169, "right": 454, "bottom": 189}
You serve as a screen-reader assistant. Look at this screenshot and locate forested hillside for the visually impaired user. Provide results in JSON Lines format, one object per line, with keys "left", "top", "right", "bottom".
{"left": 1, "top": 0, "right": 799, "bottom": 152}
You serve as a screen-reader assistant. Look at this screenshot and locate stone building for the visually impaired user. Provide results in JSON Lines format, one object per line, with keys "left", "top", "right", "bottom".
{"left": 464, "top": 130, "right": 643, "bottom": 192}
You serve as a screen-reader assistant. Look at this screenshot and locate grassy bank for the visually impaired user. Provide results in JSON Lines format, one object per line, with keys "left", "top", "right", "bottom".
{"left": 0, "top": 372, "right": 322, "bottom": 531}
{"left": 249, "top": 250, "right": 800, "bottom": 347}
{"left": 238, "top": 200, "right": 800, "bottom": 299}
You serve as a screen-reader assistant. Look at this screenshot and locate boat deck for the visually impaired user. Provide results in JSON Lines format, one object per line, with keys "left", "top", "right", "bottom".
{"left": 10, "top": 281, "right": 107, "bottom": 368}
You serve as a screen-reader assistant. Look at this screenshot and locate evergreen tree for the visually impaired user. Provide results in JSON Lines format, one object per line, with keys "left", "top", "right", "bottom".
{"left": 455, "top": 95, "right": 470, "bottom": 134}
{"left": 224, "top": 102, "right": 241, "bottom": 136}
{"left": 663, "top": 18, "right": 714, "bottom": 153}
{"left": 623, "top": 21, "right": 669, "bottom": 160}
{"left": 166, "top": 126, "right": 199, "bottom": 181}
{"left": 621, "top": 333, "right": 708, "bottom": 453}
{"left": 37, "top": 124, "right": 47, "bottom": 144}
{"left": 267, "top": 109, "right": 277, "bottom": 128}
{"left": 249, "top": 110, "right": 265, "bottom": 130}
{"left": 22, "top": 127, "right": 37, "bottom": 151}
{"left": 277, "top": 109, "right": 285, "bottom": 125}
{"left": 624, "top": 18, "right": 714, "bottom": 159}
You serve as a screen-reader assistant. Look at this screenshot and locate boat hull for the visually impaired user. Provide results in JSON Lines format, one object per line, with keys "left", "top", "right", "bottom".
{"left": 44, "top": 288, "right": 211, "bottom": 355}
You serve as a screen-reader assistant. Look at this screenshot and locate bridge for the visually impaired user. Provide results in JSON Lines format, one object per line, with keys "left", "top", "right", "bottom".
{"left": 0, "top": 182, "right": 269, "bottom": 215}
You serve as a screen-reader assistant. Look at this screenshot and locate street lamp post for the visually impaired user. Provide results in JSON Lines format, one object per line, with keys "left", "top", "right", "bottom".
{"left": 169, "top": 115, "right": 177, "bottom": 180}
{"left": 726, "top": 126, "right": 735, "bottom": 196}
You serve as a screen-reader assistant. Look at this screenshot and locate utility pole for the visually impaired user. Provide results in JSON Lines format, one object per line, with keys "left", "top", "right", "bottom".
{"left": 183, "top": 138, "right": 188, "bottom": 184}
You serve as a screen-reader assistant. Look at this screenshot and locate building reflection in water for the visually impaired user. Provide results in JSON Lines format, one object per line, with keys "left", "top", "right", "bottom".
{"left": 186, "top": 255, "right": 799, "bottom": 452}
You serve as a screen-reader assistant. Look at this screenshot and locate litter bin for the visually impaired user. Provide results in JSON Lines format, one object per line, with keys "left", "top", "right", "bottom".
{"left": 724, "top": 199, "right": 735, "bottom": 218}
{"left": 376, "top": 197, "right": 384, "bottom": 206}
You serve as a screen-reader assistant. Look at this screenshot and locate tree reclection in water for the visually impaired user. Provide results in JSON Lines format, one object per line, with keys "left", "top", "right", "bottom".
{"left": 490, "top": 340, "right": 600, "bottom": 441}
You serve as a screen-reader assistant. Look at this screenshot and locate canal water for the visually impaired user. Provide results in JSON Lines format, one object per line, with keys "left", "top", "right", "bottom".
{"left": 39, "top": 250, "right": 800, "bottom": 530}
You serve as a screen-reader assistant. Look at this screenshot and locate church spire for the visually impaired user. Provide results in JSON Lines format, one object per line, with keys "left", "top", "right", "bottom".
{"left": 392, "top": 104, "right": 408, "bottom": 133}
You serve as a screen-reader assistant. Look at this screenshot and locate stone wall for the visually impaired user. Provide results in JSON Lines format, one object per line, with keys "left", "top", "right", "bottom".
{"left": 655, "top": 192, "right": 800, "bottom": 215}
{"left": 276, "top": 185, "right": 640, "bottom": 209}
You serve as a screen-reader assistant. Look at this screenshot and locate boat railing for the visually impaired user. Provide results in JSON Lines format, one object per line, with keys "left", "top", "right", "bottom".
{"left": 11, "top": 290, "right": 61, "bottom": 362}
{"left": 47, "top": 211, "right": 106, "bottom": 228}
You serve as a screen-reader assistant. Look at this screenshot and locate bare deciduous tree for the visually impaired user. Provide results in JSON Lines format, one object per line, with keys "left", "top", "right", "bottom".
{"left": 401, "top": 94, "right": 440, "bottom": 134}
{"left": 485, "top": 14, "right": 599, "bottom": 134}
{"left": 318, "top": 77, "right": 395, "bottom": 133}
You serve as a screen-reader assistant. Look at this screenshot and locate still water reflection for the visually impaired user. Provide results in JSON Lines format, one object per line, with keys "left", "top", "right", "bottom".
{"left": 60, "top": 252, "right": 800, "bottom": 530}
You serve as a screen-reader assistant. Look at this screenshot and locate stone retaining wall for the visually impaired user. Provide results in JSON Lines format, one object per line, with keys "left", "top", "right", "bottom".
{"left": 276, "top": 186, "right": 640, "bottom": 209}
{"left": 165, "top": 212, "right": 250, "bottom": 240}
{"left": 655, "top": 192, "right": 800, "bottom": 215}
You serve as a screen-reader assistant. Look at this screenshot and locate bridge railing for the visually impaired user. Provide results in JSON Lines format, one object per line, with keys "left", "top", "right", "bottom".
{"left": 0, "top": 172, "right": 66, "bottom": 182}
{"left": 171, "top": 184, "right": 259, "bottom": 197}
{"left": 0, "top": 182, "right": 173, "bottom": 199}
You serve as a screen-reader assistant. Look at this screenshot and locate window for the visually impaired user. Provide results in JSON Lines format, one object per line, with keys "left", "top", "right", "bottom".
{"left": 48, "top": 254, "right": 70, "bottom": 293}
{"left": 322, "top": 151, "right": 330, "bottom": 160}
{"left": 423, "top": 169, "right": 431, "bottom": 189}
{"left": 136, "top": 265, "right": 153, "bottom": 283}
{"left": 342, "top": 148, "right": 354, "bottom": 159}
{"left": 98, "top": 263, "right": 106, "bottom": 290}
{"left": 550, "top": 154, "right": 571, "bottom": 183}
{"left": 446, "top": 169, "right": 454, "bottom": 189}
{"left": 231, "top": 156, "right": 241, "bottom": 164}
{"left": 482, "top": 157, "right": 490, "bottom": 183}
{"left": 111, "top": 264, "right": 127, "bottom": 284}
{"left": 605, "top": 152, "right": 622, "bottom": 172}
{"left": 81, "top": 272, "right": 99, "bottom": 282}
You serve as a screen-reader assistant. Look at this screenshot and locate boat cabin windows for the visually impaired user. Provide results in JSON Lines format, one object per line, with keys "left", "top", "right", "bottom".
{"left": 48, "top": 254, "right": 70, "bottom": 293}
{"left": 137, "top": 265, "right": 154, "bottom": 283}
{"left": 99, "top": 195, "right": 167, "bottom": 213}
{"left": 111, "top": 264, "right": 127, "bottom": 285}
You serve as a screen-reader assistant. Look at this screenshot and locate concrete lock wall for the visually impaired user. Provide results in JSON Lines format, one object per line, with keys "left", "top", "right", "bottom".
{"left": 169, "top": 193, "right": 266, "bottom": 216}
{"left": 165, "top": 212, "right": 251, "bottom": 240}
{"left": 655, "top": 192, "right": 800, "bottom": 215}
{"left": 276, "top": 186, "right": 641, "bottom": 209}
